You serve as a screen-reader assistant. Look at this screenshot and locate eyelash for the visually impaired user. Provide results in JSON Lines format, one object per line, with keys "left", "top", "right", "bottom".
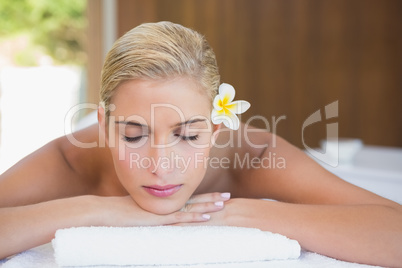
{"left": 122, "top": 134, "right": 199, "bottom": 143}
{"left": 122, "top": 136, "right": 147, "bottom": 143}
{"left": 176, "top": 134, "right": 199, "bottom": 141}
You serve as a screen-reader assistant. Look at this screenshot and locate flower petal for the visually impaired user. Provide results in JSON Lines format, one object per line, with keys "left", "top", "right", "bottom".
{"left": 211, "top": 108, "right": 224, "bottom": 124}
{"left": 218, "top": 83, "right": 235, "bottom": 104}
{"left": 225, "top": 100, "right": 251, "bottom": 115}
{"left": 212, "top": 95, "right": 223, "bottom": 111}
{"left": 221, "top": 111, "right": 240, "bottom": 130}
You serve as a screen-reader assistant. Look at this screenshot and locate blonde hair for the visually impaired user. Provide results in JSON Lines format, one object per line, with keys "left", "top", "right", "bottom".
{"left": 100, "top": 21, "right": 220, "bottom": 117}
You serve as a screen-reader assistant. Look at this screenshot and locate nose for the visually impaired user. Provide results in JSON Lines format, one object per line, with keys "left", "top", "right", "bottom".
{"left": 148, "top": 143, "right": 174, "bottom": 177}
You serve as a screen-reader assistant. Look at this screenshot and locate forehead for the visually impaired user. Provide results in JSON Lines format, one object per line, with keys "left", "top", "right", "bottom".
{"left": 109, "top": 78, "right": 211, "bottom": 123}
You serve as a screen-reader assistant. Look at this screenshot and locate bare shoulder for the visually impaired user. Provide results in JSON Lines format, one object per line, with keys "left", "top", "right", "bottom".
{"left": 59, "top": 124, "right": 113, "bottom": 185}
{"left": 229, "top": 124, "right": 399, "bottom": 208}
{"left": 0, "top": 124, "right": 117, "bottom": 207}
{"left": 197, "top": 124, "right": 271, "bottom": 195}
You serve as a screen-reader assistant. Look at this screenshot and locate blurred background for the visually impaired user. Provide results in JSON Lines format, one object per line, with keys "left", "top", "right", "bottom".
{"left": 88, "top": 0, "right": 402, "bottom": 150}
{"left": 0, "top": 0, "right": 86, "bottom": 172}
{"left": 0, "top": 0, "right": 401, "bottom": 173}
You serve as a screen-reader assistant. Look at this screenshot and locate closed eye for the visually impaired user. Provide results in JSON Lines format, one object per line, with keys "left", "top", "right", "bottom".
{"left": 175, "top": 134, "right": 199, "bottom": 141}
{"left": 122, "top": 135, "right": 148, "bottom": 143}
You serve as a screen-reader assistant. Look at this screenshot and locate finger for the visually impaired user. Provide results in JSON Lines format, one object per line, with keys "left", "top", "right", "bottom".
{"left": 163, "top": 212, "right": 211, "bottom": 225}
{"left": 170, "top": 221, "right": 214, "bottom": 227}
{"left": 187, "top": 192, "right": 231, "bottom": 204}
{"left": 181, "top": 201, "right": 225, "bottom": 213}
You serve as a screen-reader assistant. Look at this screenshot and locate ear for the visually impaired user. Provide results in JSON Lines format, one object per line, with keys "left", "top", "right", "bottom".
{"left": 212, "top": 122, "right": 221, "bottom": 133}
{"left": 98, "top": 104, "right": 109, "bottom": 146}
{"left": 210, "top": 123, "right": 222, "bottom": 146}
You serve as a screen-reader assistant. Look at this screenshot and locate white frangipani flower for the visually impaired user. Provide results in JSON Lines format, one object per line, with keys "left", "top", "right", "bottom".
{"left": 211, "top": 83, "right": 250, "bottom": 130}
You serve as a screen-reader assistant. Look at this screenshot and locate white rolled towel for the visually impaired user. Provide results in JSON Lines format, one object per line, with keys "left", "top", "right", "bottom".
{"left": 52, "top": 226, "right": 301, "bottom": 266}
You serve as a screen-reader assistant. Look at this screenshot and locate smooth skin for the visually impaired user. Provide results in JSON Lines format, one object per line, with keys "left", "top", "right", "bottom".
{"left": 0, "top": 78, "right": 401, "bottom": 267}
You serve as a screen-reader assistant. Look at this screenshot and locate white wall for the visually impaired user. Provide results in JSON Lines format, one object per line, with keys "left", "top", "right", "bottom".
{"left": 0, "top": 66, "right": 81, "bottom": 173}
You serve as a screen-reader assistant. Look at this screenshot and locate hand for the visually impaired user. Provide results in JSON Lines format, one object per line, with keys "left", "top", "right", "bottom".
{"left": 172, "top": 198, "right": 256, "bottom": 227}
{"left": 95, "top": 192, "right": 231, "bottom": 227}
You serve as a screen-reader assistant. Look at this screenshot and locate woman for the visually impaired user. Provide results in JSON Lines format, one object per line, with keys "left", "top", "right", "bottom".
{"left": 0, "top": 21, "right": 401, "bottom": 266}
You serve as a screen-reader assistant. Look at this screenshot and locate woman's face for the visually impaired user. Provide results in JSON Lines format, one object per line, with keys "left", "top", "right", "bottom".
{"left": 102, "top": 77, "right": 218, "bottom": 214}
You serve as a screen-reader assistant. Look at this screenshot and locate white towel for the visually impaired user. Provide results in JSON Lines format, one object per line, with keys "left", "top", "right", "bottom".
{"left": 52, "top": 226, "right": 301, "bottom": 266}
{"left": 3, "top": 243, "right": 381, "bottom": 268}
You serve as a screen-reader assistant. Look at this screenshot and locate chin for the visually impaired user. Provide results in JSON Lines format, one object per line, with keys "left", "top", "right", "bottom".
{"left": 136, "top": 198, "right": 185, "bottom": 215}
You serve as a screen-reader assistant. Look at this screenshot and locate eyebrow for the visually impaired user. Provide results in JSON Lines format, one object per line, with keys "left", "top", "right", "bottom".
{"left": 114, "top": 118, "right": 207, "bottom": 128}
{"left": 173, "top": 118, "right": 207, "bottom": 127}
{"left": 115, "top": 121, "right": 147, "bottom": 127}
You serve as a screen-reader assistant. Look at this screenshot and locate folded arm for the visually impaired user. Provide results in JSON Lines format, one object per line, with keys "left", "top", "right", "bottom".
{"left": 216, "top": 198, "right": 402, "bottom": 267}
{"left": 203, "top": 132, "right": 402, "bottom": 267}
{"left": 0, "top": 126, "right": 229, "bottom": 259}
{"left": 0, "top": 193, "right": 229, "bottom": 259}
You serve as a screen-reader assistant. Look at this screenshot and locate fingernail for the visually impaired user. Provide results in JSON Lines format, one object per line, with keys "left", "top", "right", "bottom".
{"left": 221, "top": 192, "right": 231, "bottom": 199}
{"left": 214, "top": 201, "right": 224, "bottom": 207}
{"left": 202, "top": 214, "right": 211, "bottom": 220}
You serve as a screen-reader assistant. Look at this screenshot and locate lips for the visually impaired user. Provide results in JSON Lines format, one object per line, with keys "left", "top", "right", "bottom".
{"left": 142, "top": 184, "right": 183, "bottom": 197}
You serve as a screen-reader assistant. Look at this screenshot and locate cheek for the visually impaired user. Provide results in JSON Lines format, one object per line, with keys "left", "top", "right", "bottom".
{"left": 176, "top": 146, "right": 211, "bottom": 179}
{"left": 176, "top": 135, "right": 214, "bottom": 173}
{"left": 109, "top": 142, "right": 148, "bottom": 185}
{"left": 110, "top": 138, "right": 212, "bottom": 181}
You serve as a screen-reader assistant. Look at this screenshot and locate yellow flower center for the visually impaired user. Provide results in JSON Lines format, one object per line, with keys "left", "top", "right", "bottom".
{"left": 218, "top": 97, "right": 235, "bottom": 115}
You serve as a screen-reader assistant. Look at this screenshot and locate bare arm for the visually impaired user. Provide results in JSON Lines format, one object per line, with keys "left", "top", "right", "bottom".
{"left": 0, "top": 126, "right": 110, "bottom": 257}
{"left": 0, "top": 127, "right": 99, "bottom": 258}
{"left": 0, "top": 196, "right": 99, "bottom": 258}
{"left": 0, "top": 126, "right": 102, "bottom": 207}
{"left": 219, "top": 199, "right": 402, "bottom": 267}
{"left": 0, "top": 193, "right": 230, "bottom": 259}
{"left": 0, "top": 125, "right": 229, "bottom": 258}
{"left": 198, "top": 130, "right": 402, "bottom": 267}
